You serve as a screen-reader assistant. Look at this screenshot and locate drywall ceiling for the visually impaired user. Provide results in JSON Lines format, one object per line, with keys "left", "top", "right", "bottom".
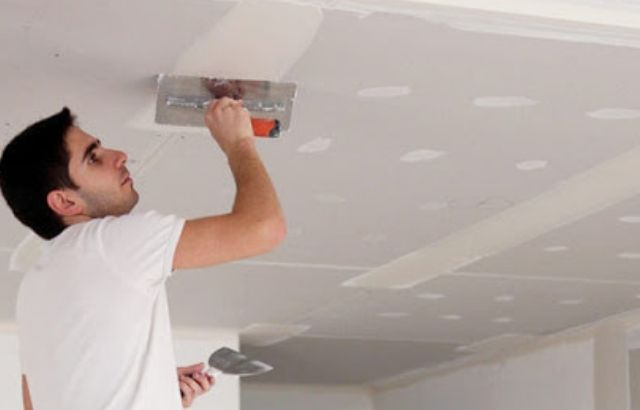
{"left": 4, "top": 0, "right": 640, "bottom": 387}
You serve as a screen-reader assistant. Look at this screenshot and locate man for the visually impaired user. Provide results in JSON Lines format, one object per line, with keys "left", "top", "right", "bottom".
{"left": 0, "top": 97, "right": 286, "bottom": 409}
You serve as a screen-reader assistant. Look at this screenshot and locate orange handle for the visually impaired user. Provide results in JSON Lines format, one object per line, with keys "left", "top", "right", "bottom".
{"left": 251, "top": 118, "right": 280, "bottom": 138}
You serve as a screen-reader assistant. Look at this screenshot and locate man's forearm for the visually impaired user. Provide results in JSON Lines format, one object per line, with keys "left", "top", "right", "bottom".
{"left": 227, "top": 138, "right": 283, "bottom": 224}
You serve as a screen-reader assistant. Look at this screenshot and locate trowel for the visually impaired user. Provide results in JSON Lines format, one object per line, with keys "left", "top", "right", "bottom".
{"left": 181, "top": 347, "right": 272, "bottom": 399}
{"left": 155, "top": 75, "right": 297, "bottom": 138}
{"left": 203, "top": 347, "right": 273, "bottom": 378}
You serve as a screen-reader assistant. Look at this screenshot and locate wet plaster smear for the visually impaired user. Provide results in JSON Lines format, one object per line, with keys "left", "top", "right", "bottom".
{"left": 130, "top": 0, "right": 323, "bottom": 131}
{"left": 133, "top": 0, "right": 640, "bottom": 131}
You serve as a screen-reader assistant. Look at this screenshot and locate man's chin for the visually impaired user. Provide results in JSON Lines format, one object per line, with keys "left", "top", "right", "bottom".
{"left": 121, "top": 194, "right": 139, "bottom": 215}
{"left": 111, "top": 193, "right": 140, "bottom": 216}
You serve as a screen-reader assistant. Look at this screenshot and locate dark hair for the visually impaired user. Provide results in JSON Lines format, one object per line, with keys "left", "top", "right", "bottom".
{"left": 0, "top": 107, "right": 78, "bottom": 239}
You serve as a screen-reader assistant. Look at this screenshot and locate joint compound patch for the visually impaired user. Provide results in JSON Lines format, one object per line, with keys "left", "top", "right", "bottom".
{"left": 358, "top": 86, "right": 412, "bottom": 98}
{"left": 314, "top": 193, "right": 347, "bottom": 203}
{"left": 558, "top": 299, "right": 583, "bottom": 305}
{"left": 417, "top": 292, "right": 446, "bottom": 300}
{"left": 377, "top": 312, "right": 410, "bottom": 318}
{"left": 544, "top": 245, "right": 569, "bottom": 253}
{"left": 619, "top": 215, "right": 640, "bottom": 224}
{"left": 401, "top": 149, "right": 446, "bottom": 163}
{"left": 440, "top": 314, "right": 462, "bottom": 321}
{"left": 516, "top": 160, "right": 548, "bottom": 171}
{"left": 587, "top": 108, "right": 640, "bottom": 120}
{"left": 473, "top": 96, "right": 539, "bottom": 108}
{"left": 618, "top": 252, "right": 640, "bottom": 260}
{"left": 494, "top": 295, "right": 515, "bottom": 302}
{"left": 297, "top": 137, "right": 332, "bottom": 153}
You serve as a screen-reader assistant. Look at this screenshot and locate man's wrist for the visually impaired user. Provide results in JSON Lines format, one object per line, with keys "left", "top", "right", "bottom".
{"left": 226, "top": 137, "right": 256, "bottom": 159}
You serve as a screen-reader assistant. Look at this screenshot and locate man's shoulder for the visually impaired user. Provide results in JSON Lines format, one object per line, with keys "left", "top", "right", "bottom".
{"left": 87, "top": 210, "right": 183, "bottom": 245}
{"left": 65, "top": 210, "right": 169, "bottom": 232}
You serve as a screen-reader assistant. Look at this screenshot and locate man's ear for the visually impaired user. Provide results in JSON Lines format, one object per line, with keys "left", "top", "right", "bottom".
{"left": 46, "top": 189, "right": 83, "bottom": 217}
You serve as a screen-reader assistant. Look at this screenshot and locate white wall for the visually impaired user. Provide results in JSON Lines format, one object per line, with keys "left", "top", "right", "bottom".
{"left": 0, "top": 333, "right": 22, "bottom": 409}
{"left": 3, "top": 320, "right": 634, "bottom": 410}
{"left": 242, "top": 383, "right": 373, "bottom": 410}
{"left": 373, "top": 339, "right": 594, "bottom": 410}
{"left": 0, "top": 328, "right": 240, "bottom": 410}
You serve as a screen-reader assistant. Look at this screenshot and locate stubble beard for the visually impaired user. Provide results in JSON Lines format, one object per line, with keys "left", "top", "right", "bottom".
{"left": 79, "top": 188, "right": 139, "bottom": 218}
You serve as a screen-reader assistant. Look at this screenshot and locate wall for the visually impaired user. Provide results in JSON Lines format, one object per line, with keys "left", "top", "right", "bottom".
{"left": 0, "top": 333, "right": 21, "bottom": 409}
{"left": 630, "top": 349, "right": 640, "bottom": 410}
{"left": 242, "top": 383, "right": 373, "bottom": 410}
{"left": 3, "top": 320, "right": 635, "bottom": 410}
{"left": 373, "top": 338, "right": 594, "bottom": 410}
{"left": 0, "top": 328, "right": 239, "bottom": 410}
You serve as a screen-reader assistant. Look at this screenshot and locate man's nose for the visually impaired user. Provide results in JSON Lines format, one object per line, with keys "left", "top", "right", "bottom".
{"left": 115, "top": 150, "right": 128, "bottom": 168}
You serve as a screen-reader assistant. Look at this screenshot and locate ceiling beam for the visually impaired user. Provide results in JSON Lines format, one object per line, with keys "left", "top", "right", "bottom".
{"left": 344, "top": 146, "right": 640, "bottom": 289}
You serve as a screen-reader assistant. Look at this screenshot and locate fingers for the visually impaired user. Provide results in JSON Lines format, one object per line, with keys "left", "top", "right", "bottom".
{"left": 179, "top": 378, "right": 194, "bottom": 408}
{"left": 179, "top": 372, "right": 213, "bottom": 407}
{"left": 204, "top": 95, "right": 255, "bottom": 153}
{"left": 179, "top": 375, "right": 203, "bottom": 407}
{"left": 205, "top": 97, "right": 247, "bottom": 129}
{"left": 209, "top": 97, "right": 243, "bottom": 112}
{"left": 177, "top": 363, "right": 204, "bottom": 376}
{"left": 193, "top": 372, "right": 213, "bottom": 391}
{"left": 206, "top": 97, "right": 229, "bottom": 117}
{"left": 182, "top": 374, "right": 205, "bottom": 395}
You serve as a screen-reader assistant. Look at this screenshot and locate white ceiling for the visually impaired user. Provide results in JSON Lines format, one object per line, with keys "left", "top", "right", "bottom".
{"left": 4, "top": 0, "right": 640, "bottom": 387}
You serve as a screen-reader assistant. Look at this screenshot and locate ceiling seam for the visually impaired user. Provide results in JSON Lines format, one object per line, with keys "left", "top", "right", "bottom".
{"left": 450, "top": 271, "right": 640, "bottom": 285}
{"left": 286, "top": 332, "right": 467, "bottom": 345}
{"left": 232, "top": 260, "right": 373, "bottom": 271}
{"left": 345, "top": 145, "right": 640, "bottom": 289}
{"left": 131, "top": 134, "right": 181, "bottom": 179}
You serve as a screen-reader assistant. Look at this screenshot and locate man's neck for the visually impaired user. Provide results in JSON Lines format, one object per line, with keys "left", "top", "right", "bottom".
{"left": 62, "top": 214, "right": 95, "bottom": 226}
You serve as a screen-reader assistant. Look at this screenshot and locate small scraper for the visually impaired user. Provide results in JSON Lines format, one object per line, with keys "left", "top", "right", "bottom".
{"left": 204, "top": 347, "right": 273, "bottom": 378}
{"left": 155, "top": 75, "right": 297, "bottom": 138}
{"left": 182, "top": 347, "right": 272, "bottom": 399}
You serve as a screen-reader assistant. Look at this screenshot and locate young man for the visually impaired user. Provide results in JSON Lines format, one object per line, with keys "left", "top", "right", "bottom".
{"left": 0, "top": 97, "right": 286, "bottom": 409}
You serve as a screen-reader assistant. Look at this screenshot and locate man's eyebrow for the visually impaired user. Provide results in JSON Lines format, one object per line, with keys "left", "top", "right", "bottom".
{"left": 82, "top": 139, "right": 101, "bottom": 163}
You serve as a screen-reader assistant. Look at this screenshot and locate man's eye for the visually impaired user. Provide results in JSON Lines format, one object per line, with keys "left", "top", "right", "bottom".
{"left": 89, "top": 153, "right": 99, "bottom": 164}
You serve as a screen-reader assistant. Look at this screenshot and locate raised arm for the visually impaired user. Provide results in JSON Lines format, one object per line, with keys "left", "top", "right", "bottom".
{"left": 172, "top": 97, "right": 286, "bottom": 271}
{"left": 22, "top": 375, "right": 33, "bottom": 410}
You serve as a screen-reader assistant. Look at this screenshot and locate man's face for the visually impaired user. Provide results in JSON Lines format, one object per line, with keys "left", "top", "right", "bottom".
{"left": 65, "top": 126, "right": 139, "bottom": 218}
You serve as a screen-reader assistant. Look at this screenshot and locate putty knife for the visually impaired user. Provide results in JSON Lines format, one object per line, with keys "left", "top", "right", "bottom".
{"left": 182, "top": 347, "right": 273, "bottom": 399}
{"left": 155, "top": 75, "right": 297, "bottom": 138}
{"left": 204, "top": 347, "right": 273, "bottom": 377}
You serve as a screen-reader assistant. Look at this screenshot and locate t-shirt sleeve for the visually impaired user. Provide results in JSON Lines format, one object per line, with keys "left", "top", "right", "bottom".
{"left": 97, "top": 210, "right": 186, "bottom": 292}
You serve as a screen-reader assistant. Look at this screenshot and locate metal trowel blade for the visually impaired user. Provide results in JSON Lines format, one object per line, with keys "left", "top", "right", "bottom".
{"left": 225, "top": 359, "right": 273, "bottom": 376}
{"left": 208, "top": 347, "right": 273, "bottom": 377}
{"left": 155, "top": 75, "right": 297, "bottom": 137}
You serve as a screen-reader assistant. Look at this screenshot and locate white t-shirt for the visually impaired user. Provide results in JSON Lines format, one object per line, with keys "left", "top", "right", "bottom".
{"left": 16, "top": 210, "right": 186, "bottom": 410}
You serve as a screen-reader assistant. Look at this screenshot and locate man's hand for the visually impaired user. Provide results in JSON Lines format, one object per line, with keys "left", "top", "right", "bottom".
{"left": 204, "top": 97, "right": 254, "bottom": 156}
{"left": 177, "top": 363, "right": 215, "bottom": 408}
